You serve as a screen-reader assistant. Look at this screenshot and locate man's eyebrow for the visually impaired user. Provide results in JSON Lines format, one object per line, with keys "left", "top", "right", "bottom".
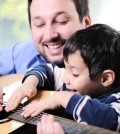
{"left": 56, "top": 11, "right": 68, "bottom": 15}
{"left": 32, "top": 16, "right": 42, "bottom": 21}
{"left": 32, "top": 11, "right": 68, "bottom": 21}
{"left": 56, "top": 11, "right": 71, "bottom": 19}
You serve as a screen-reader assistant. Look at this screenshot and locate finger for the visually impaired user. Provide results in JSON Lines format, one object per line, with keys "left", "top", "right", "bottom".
{"left": 54, "top": 122, "right": 64, "bottom": 134}
{"left": 0, "top": 87, "right": 3, "bottom": 99}
{"left": 37, "top": 122, "right": 42, "bottom": 134}
{"left": 0, "top": 99, "right": 3, "bottom": 111}
{"left": 46, "top": 115, "right": 55, "bottom": 134}
{"left": 5, "top": 93, "right": 24, "bottom": 112}
{"left": 40, "top": 114, "right": 48, "bottom": 134}
{"left": 0, "top": 106, "right": 3, "bottom": 111}
{"left": 21, "top": 103, "right": 42, "bottom": 117}
{"left": 21, "top": 103, "right": 36, "bottom": 117}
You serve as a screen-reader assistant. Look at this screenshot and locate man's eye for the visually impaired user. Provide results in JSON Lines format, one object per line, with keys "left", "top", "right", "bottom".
{"left": 56, "top": 20, "right": 68, "bottom": 24}
{"left": 36, "top": 24, "right": 45, "bottom": 27}
{"left": 72, "top": 74, "right": 79, "bottom": 77}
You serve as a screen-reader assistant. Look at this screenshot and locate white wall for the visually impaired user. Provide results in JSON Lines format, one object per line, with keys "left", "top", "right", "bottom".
{"left": 89, "top": 0, "right": 120, "bottom": 30}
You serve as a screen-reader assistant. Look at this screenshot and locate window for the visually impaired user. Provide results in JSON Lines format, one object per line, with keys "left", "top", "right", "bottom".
{"left": 0, "top": 0, "right": 31, "bottom": 50}
{"left": 89, "top": 0, "right": 120, "bottom": 30}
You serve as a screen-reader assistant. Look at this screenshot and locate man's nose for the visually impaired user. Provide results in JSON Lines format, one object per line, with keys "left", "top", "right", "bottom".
{"left": 44, "top": 25, "right": 58, "bottom": 41}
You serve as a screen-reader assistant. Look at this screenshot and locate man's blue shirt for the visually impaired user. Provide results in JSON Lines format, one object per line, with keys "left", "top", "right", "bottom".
{"left": 0, "top": 40, "right": 47, "bottom": 76}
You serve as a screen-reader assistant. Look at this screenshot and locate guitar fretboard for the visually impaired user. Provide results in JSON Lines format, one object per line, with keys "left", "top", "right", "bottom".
{"left": 8, "top": 108, "right": 119, "bottom": 134}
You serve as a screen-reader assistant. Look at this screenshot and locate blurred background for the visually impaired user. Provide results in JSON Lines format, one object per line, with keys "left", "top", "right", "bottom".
{"left": 0, "top": 0, "right": 120, "bottom": 50}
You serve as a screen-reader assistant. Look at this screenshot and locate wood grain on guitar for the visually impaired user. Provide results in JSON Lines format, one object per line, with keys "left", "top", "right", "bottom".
{"left": 0, "top": 74, "right": 119, "bottom": 134}
{"left": 0, "top": 74, "right": 24, "bottom": 134}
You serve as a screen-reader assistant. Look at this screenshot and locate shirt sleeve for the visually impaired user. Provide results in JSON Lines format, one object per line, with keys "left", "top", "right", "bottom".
{"left": 0, "top": 40, "right": 38, "bottom": 75}
{"left": 65, "top": 93, "right": 120, "bottom": 131}
{"left": 0, "top": 44, "right": 16, "bottom": 75}
{"left": 22, "top": 63, "right": 64, "bottom": 91}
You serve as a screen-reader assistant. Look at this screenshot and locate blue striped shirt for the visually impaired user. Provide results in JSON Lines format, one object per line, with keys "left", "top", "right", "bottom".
{"left": 23, "top": 63, "right": 120, "bottom": 132}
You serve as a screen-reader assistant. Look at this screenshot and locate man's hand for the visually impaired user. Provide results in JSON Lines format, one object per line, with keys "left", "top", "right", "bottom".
{"left": 37, "top": 114, "right": 64, "bottom": 134}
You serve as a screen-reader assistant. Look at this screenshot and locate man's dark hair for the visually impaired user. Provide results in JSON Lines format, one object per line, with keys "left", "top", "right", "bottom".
{"left": 27, "top": 0, "right": 89, "bottom": 27}
{"left": 63, "top": 24, "right": 120, "bottom": 88}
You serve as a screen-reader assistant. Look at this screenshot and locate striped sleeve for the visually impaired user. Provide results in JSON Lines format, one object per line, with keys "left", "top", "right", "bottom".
{"left": 22, "top": 63, "right": 55, "bottom": 90}
{"left": 22, "top": 63, "right": 64, "bottom": 90}
{"left": 65, "top": 93, "right": 120, "bottom": 131}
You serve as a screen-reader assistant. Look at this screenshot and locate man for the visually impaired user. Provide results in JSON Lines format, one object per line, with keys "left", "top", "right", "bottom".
{"left": 0, "top": 0, "right": 91, "bottom": 110}
{"left": 0, "top": 0, "right": 91, "bottom": 75}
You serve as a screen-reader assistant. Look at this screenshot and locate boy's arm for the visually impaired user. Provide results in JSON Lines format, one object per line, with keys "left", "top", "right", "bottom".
{"left": 23, "top": 63, "right": 64, "bottom": 90}
{"left": 65, "top": 93, "right": 119, "bottom": 131}
{"left": 5, "top": 63, "right": 63, "bottom": 112}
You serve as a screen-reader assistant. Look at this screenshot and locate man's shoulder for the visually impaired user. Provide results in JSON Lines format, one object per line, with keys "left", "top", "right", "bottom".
{"left": 13, "top": 40, "right": 36, "bottom": 51}
{"left": 10, "top": 40, "right": 38, "bottom": 56}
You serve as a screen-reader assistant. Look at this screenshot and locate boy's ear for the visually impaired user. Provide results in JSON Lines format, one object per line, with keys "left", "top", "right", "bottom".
{"left": 101, "top": 70, "right": 115, "bottom": 87}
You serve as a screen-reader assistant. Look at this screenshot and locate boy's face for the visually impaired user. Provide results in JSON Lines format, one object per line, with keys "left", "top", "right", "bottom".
{"left": 63, "top": 51, "right": 102, "bottom": 96}
{"left": 30, "top": 0, "right": 90, "bottom": 66}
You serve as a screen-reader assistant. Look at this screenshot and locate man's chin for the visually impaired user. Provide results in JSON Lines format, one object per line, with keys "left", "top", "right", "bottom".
{"left": 48, "top": 58, "right": 64, "bottom": 67}
{"left": 41, "top": 54, "right": 64, "bottom": 67}
{"left": 53, "top": 60, "right": 64, "bottom": 67}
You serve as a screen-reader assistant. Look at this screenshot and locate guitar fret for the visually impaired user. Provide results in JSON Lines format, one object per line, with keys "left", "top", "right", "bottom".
{"left": 28, "top": 115, "right": 41, "bottom": 125}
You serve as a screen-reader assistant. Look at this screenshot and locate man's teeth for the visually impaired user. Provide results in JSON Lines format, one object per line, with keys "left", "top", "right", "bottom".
{"left": 48, "top": 45, "right": 61, "bottom": 49}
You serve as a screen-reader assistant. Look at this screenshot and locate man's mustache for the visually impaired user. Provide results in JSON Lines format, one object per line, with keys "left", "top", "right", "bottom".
{"left": 42, "top": 38, "right": 66, "bottom": 45}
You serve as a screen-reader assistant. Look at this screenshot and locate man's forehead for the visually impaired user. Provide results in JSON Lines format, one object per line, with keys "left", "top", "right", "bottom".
{"left": 30, "top": 0, "right": 75, "bottom": 12}
{"left": 30, "top": 0, "right": 77, "bottom": 17}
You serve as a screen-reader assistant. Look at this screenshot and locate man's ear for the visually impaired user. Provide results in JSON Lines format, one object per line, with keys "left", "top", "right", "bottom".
{"left": 101, "top": 70, "right": 115, "bottom": 87}
{"left": 83, "top": 15, "right": 91, "bottom": 28}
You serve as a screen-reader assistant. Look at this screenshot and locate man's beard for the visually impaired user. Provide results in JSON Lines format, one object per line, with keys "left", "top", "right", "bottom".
{"left": 42, "top": 37, "right": 66, "bottom": 47}
{"left": 41, "top": 37, "right": 66, "bottom": 67}
{"left": 52, "top": 59, "right": 65, "bottom": 68}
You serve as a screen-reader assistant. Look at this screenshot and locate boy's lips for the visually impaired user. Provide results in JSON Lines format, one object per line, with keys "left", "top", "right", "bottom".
{"left": 70, "top": 89, "right": 77, "bottom": 92}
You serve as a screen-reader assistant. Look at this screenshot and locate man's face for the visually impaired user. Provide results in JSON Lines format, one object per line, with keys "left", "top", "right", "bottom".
{"left": 30, "top": 0, "right": 90, "bottom": 66}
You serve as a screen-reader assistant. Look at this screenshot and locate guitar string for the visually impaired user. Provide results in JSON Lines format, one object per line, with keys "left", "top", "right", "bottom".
{"left": 3, "top": 101, "right": 84, "bottom": 127}
{"left": 3, "top": 101, "right": 82, "bottom": 132}
{"left": 3, "top": 101, "right": 79, "bottom": 125}
{"left": 3, "top": 101, "right": 74, "bottom": 124}
{"left": 2, "top": 102, "right": 110, "bottom": 133}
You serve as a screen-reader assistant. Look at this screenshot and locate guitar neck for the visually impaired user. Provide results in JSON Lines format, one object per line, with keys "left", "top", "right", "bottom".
{"left": 8, "top": 109, "right": 119, "bottom": 134}
{"left": 1, "top": 75, "right": 119, "bottom": 134}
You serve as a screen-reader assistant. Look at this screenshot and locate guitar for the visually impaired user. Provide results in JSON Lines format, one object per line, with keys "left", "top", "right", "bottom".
{"left": 0, "top": 74, "right": 119, "bottom": 134}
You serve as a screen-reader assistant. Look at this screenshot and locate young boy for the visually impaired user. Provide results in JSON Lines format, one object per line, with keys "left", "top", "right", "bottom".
{"left": 5, "top": 24, "right": 120, "bottom": 132}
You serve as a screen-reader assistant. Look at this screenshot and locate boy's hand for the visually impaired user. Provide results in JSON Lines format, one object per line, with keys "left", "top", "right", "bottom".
{"left": 21, "top": 91, "right": 74, "bottom": 117}
{"left": 5, "top": 83, "right": 37, "bottom": 112}
{"left": 21, "top": 93, "right": 60, "bottom": 117}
